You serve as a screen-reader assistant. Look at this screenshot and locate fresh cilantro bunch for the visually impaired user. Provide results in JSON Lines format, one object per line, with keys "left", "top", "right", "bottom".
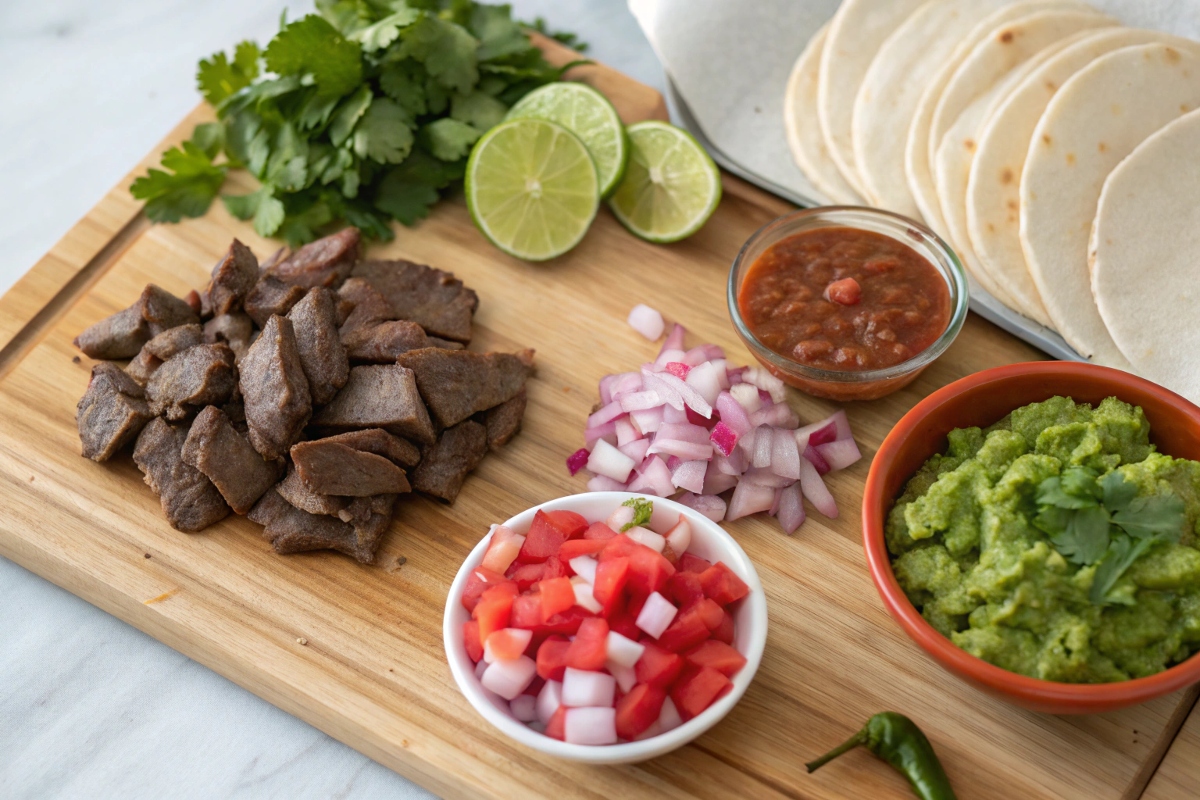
{"left": 1033, "top": 467, "right": 1186, "bottom": 605}
{"left": 131, "top": 1, "right": 582, "bottom": 245}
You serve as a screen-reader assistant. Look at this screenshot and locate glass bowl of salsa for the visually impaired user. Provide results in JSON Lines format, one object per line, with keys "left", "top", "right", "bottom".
{"left": 728, "top": 207, "right": 968, "bottom": 401}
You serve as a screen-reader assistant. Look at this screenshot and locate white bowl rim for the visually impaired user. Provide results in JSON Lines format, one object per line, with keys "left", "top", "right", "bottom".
{"left": 442, "top": 491, "right": 769, "bottom": 765}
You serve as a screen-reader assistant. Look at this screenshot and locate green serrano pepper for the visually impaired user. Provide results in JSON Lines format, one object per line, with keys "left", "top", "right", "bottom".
{"left": 805, "top": 712, "right": 957, "bottom": 800}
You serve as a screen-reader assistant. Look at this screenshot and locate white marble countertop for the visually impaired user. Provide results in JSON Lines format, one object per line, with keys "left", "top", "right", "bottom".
{"left": 0, "top": 2, "right": 663, "bottom": 796}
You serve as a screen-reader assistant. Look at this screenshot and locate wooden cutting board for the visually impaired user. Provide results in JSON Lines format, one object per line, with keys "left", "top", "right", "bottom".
{"left": 1, "top": 38, "right": 1197, "bottom": 800}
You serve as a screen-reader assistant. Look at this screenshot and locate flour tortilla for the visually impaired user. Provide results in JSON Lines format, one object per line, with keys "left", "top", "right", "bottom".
{"left": 818, "top": 0, "right": 927, "bottom": 199}
{"left": 905, "top": 0, "right": 1089, "bottom": 239}
{"left": 1021, "top": 43, "right": 1200, "bottom": 367}
{"left": 931, "top": 32, "right": 1100, "bottom": 311}
{"left": 967, "top": 29, "right": 1192, "bottom": 328}
{"left": 785, "top": 24, "right": 864, "bottom": 205}
{"left": 851, "top": 0, "right": 1010, "bottom": 218}
{"left": 1090, "top": 109, "right": 1200, "bottom": 403}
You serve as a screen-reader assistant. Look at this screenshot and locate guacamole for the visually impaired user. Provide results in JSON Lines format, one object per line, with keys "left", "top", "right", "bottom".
{"left": 887, "top": 396, "right": 1200, "bottom": 683}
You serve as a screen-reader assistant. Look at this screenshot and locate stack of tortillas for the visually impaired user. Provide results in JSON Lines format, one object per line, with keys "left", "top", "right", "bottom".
{"left": 784, "top": 0, "right": 1200, "bottom": 403}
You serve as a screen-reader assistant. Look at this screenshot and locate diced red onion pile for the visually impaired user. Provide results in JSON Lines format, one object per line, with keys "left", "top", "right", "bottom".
{"left": 568, "top": 322, "right": 861, "bottom": 533}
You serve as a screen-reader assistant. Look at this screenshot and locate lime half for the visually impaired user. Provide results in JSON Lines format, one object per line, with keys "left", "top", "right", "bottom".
{"left": 507, "top": 82, "right": 629, "bottom": 197}
{"left": 608, "top": 121, "right": 722, "bottom": 243}
{"left": 465, "top": 118, "right": 600, "bottom": 262}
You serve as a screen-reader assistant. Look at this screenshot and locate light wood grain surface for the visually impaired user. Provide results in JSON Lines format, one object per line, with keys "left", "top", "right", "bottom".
{"left": 0, "top": 39, "right": 1196, "bottom": 800}
{"left": 1144, "top": 704, "right": 1200, "bottom": 800}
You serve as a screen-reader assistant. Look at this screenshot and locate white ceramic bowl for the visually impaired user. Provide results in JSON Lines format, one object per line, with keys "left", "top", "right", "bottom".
{"left": 443, "top": 492, "right": 768, "bottom": 764}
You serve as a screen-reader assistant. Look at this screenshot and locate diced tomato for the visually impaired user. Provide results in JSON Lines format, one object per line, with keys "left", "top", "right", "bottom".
{"left": 677, "top": 553, "right": 712, "bottom": 574}
{"left": 558, "top": 539, "right": 608, "bottom": 561}
{"left": 684, "top": 640, "right": 747, "bottom": 677}
{"left": 661, "top": 543, "right": 679, "bottom": 565}
{"left": 583, "top": 522, "right": 619, "bottom": 541}
{"left": 825, "top": 277, "right": 862, "bottom": 306}
{"left": 545, "top": 706, "right": 567, "bottom": 740}
{"left": 538, "top": 577, "right": 575, "bottom": 621}
{"left": 544, "top": 509, "right": 589, "bottom": 539}
{"left": 599, "top": 534, "right": 639, "bottom": 562}
{"left": 666, "top": 571, "right": 705, "bottom": 608}
{"left": 564, "top": 617, "right": 609, "bottom": 671}
{"left": 518, "top": 510, "right": 570, "bottom": 563}
{"left": 693, "top": 598, "right": 724, "bottom": 631}
{"left": 480, "top": 526, "right": 524, "bottom": 574}
{"left": 626, "top": 545, "right": 675, "bottom": 601}
{"left": 615, "top": 684, "right": 667, "bottom": 740}
{"left": 698, "top": 562, "right": 750, "bottom": 606}
{"left": 474, "top": 583, "right": 518, "bottom": 642}
{"left": 509, "top": 594, "right": 544, "bottom": 630}
{"left": 536, "top": 636, "right": 571, "bottom": 681}
{"left": 523, "top": 676, "right": 545, "bottom": 697}
{"left": 711, "top": 609, "right": 735, "bottom": 645}
{"left": 607, "top": 601, "right": 641, "bottom": 641}
{"left": 592, "top": 557, "right": 629, "bottom": 617}
{"left": 512, "top": 598, "right": 594, "bottom": 636}
{"left": 461, "top": 567, "right": 510, "bottom": 612}
{"left": 656, "top": 605, "right": 711, "bottom": 652}
{"left": 635, "top": 642, "right": 684, "bottom": 689}
{"left": 486, "top": 628, "right": 532, "bottom": 661}
{"left": 671, "top": 666, "right": 732, "bottom": 721}
{"left": 540, "top": 608, "right": 594, "bottom": 636}
{"left": 506, "top": 562, "right": 546, "bottom": 592}
{"left": 542, "top": 555, "right": 567, "bottom": 581}
{"left": 463, "top": 620, "right": 483, "bottom": 663}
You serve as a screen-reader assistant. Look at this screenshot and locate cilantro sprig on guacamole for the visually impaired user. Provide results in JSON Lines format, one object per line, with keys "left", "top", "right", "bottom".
{"left": 887, "top": 396, "right": 1200, "bottom": 683}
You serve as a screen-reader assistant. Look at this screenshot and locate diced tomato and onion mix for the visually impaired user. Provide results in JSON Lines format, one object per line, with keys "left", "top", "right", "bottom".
{"left": 568, "top": 320, "right": 862, "bottom": 533}
{"left": 461, "top": 500, "right": 751, "bottom": 746}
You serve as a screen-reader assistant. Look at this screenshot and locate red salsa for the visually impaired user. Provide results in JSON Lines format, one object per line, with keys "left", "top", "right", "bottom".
{"left": 738, "top": 227, "right": 951, "bottom": 371}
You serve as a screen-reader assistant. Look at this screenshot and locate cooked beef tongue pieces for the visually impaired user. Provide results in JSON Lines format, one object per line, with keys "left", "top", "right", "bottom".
{"left": 126, "top": 324, "right": 205, "bottom": 385}
{"left": 339, "top": 494, "right": 397, "bottom": 552}
{"left": 74, "top": 284, "right": 198, "bottom": 359}
{"left": 311, "top": 364, "right": 435, "bottom": 444}
{"left": 343, "top": 319, "right": 463, "bottom": 363}
{"left": 290, "top": 440, "right": 411, "bottom": 497}
{"left": 248, "top": 487, "right": 387, "bottom": 564}
{"left": 77, "top": 362, "right": 153, "bottom": 461}
{"left": 483, "top": 387, "right": 527, "bottom": 450}
{"left": 276, "top": 461, "right": 349, "bottom": 517}
{"left": 240, "top": 315, "right": 312, "bottom": 460}
{"left": 410, "top": 420, "right": 488, "bottom": 503}
{"left": 269, "top": 227, "right": 360, "bottom": 289}
{"left": 337, "top": 277, "right": 392, "bottom": 334}
{"left": 351, "top": 259, "right": 477, "bottom": 343}
{"left": 397, "top": 347, "right": 535, "bottom": 429}
{"left": 310, "top": 428, "right": 420, "bottom": 468}
{"left": 181, "top": 406, "right": 283, "bottom": 514}
{"left": 133, "top": 417, "right": 231, "bottom": 532}
{"left": 244, "top": 276, "right": 307, "bottom": 328}
{"left": 146, "top": 343, "right": 237, "bottom": 421}
{"left": 287, "top": 287, "right": 349, "bottom": 405}
{"left": 204, "top": 239, "right": 259, "bottom": 316}
{"left": 203, "top": 312, "right": 255, "bottom": 361}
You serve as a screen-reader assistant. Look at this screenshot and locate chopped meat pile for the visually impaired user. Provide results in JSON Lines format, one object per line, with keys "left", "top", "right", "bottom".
{"left": 73, "top": 228, "right": 533, "bottom": 564}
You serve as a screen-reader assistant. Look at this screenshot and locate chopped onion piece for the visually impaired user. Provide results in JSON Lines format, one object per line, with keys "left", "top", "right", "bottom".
{"left": 702, "top": 466, "right": 738, "bottom": 496}
{"left": 685, "top": 361, "right": 723, "bottom": 406}
{"left": 606, "top": 505, "right": 635, "bottom": 531}
{"left": 646, "top": 439, "right": 713, "bottom": 461}
{"left": 751, "top": 402, "right": 799, "bottom": 429}
{"left": 510, "top": 695, "right": 538, "bottom": 722}
{"left": 607, "top": 661, "right": 638, "bottom": 694}
{"left": 584, "top": 420, "right": 618, "bottom": 446}
{"left": 795, "top": 418, "right": 838, "bottom": 449}
{"left": 727, "top": 480, "right": 776, "bottom": 521}
{"left": 625, "top": 526, "right": 666, "bottom": 553}
{"left": 475, "top": 659, "right": 488, "bottom": 680}
{"left": 798, "top": 456, "right": 839, "bottom": 518}
{"left": 629, "top": 406, "right": 664, "bottom": 435}
{"left": 771, "top": 427, "right": 802, "bottom": 480}
{"left": 656, "top": 371, "right": 713, "bottom": 418}
{"left": 804, "top": 443, "right": 831, "bottom": 475}
{"left": 656, "top": 422, "right": 711, "bottom": 444}
{"left": 664, "top": 517, "right": 692, "bottom": 554}
{"left": 536, "top": 680, "right": 562, "bottom": 724}
{"left": 729, "top": 382, "right": 763, "bottom": 414}
{"left": 587, "top": 400, "right": 626, "bottom": 428}
{"left": 587, "top": 475, "right": 627, "bottom": 492}
{"left": 751, "top": 425, "right": 774, "bottom": 469}
{"left": 627, "top": 456, "right": 675, "bottom": 496}
{"left": 480, "top": 526, "right": 525, "bottom": 574}
{"left": 483, "top": 628, "right": 533, "bottom": 664}
{"left": 658, "top": 697, "right": 683, "bottom": 733}
{"left": 664, "top": 361, "right": 691, "bottom": 380}
{"left": 670, "top": 459, "right": 706, "bottom": 494}
{"left": 572, "top": 578, "right": 603, "bottom": 614}
{"left": 618, "top": 438, "right": 651, "bottom": 464}
{"left": 743, "top": 366, "right": 786, "bottom": 403}
{"left": 642, "top": 369, "right": 684, "bottom": 410}
{"left": 610, "top": 372, "right": 643, "bottom": 399}
{"left": 741, "top": 468, "right": 795, "bottom": 489}
{"left": 614, "top": 417, "right": 640, "bottom": 447}
{"left": 565, "top": 707, "right": 618, "bottom": 746}
{"left": 628, "top": 304, "right": 665, "bottom": 340}
{"left": 660, "top": 322, "right": 686, "bottom": 354}
{"left": 677, "top": 492, "right": 728, "bottom": 522}
{"left": 714, "top": 448, "right": 748, "bottom": 476}
{"left": 777, "top": 483, "right": 806, "bottom": 534}
{"left": 653, "top": 349, "right": 687, "bottom": 370}
{"left": 715, "top": 391, "right": 752, "bottom": 436}
{"left": 661, "top": 403, "right": 689, "bottom": 424}
{"left": 828, "top": 409, "right": 853, "bottom": 441}
{"left": 481, "top": 656, "right": 537, "bottom": 700}
{"left": 710, "top": 421, "right": 738, "bottom": 456}
{"left": 587, "top": 439, "right": 636, "bottom": 482}
{"left": 569, "top": 555, "right": 598, "bottom": 584}
{"left": 816, "top": 438, "right": 862, "bottom": 471}
{"left": 620, "top": 390, "right": 664, "bottom": 413}
{"left": 636, "top": 592, "right": 678, "bottom": 639}
{"left": 566, "top": 447, "right": 590, "bottom": 476}
{"left": 562, "top": 668, "right": 616, "bottom": 708}
{"left": 606, "top": 631, "right": 646, "bottom": 668}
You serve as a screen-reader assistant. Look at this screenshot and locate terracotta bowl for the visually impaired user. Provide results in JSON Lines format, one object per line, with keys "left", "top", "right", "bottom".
{"left": 863, "top": 361, "right": 1200, "bottom": 714}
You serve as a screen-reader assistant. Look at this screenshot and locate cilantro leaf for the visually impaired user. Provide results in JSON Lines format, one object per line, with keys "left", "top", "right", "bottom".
{"left": 373, "top": 148, "right": 463, "bottom": 225}
{"left": 1099, "top": 470, "right": 1139, "bottom": 512}
{"left": 190, "top": 122, "right": 226, "bottom": 160}
{"left": 329, "top": 85, "right": 374, "bottom": 147}
{"left": 131, "top": 139, "right": 227, "bottom": 222}
{"left": 314, "top": 0, "right": 376, "bottom": 37}
{"left": 222, "top": 187, "right": 285, "bottom": 237}
{"left": 1090, "top": 534, "right": 1160, "bottom": 605}
{"left": 380, "top": 62, "right": 428, "bottom": 115}
{"left": 422, "top": 117, "right": 481, "bottom": 161}
{"left": 350, "top": 8, "right": 420, "bottom": 51}
{"left": 1113, "top": 493, "right": 1186, "bottom": 541}
{"left": 398, "top": 14, "right": 480, "bottom": 94}
{"left": 451, "top": 91, "right": 508, "bottom": 130}
{"left": 1036, "top": 467, "right": 1101, "bottom": 510}
{"left": 1048, "top": 506, "right": 1112, "bottom": 565}
{"left": 470, "top": 4, "right": 533, "bottom": 61}
{"left": 621, "top": 498, "right": 654, "bottom": 531}
{"left": 353, "top": 98, "right": 415, "bottom": 164}
{"left": 264, "top": 15, "right": 363, "bottom": 98}
{"left": 196, "top": 41, "right": 260, "bottom": 106}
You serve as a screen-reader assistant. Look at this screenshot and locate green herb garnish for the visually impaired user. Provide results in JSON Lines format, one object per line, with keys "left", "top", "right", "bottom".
{"left": 1033, "top": 467, "right": 1186, "bottom": 604}
{"left": 621, "top": 497, "right": 653, "bottom": 532}
{"left": 131, "top": 1, "right": 583, "bottom": 245}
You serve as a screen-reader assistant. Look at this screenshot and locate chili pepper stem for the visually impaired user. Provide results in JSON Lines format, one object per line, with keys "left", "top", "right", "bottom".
{"left": 804, "top": 729, "right": 868, "bottom": 773}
